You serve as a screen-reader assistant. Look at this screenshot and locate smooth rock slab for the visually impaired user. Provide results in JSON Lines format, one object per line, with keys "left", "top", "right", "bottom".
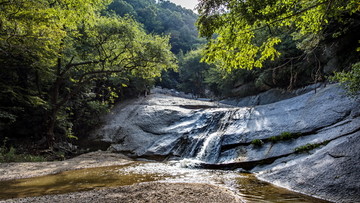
{"left": 257, "top": 132, "right": 360, "bottom": 203}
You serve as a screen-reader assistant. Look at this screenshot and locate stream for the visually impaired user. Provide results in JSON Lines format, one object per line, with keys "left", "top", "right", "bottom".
{"left": 0, "top": 160, "right": 329, "bottom": 202}
{"left": 2, "top": 86, "right": 356, "bottom": 202}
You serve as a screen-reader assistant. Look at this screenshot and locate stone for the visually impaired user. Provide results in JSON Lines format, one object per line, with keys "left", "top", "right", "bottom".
{"left": 89, "top": 83, "right": 360, "bottom": 202}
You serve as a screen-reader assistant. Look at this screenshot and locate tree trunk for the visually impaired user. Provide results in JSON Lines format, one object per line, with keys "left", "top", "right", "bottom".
{"left": 45, "top": 58, "right": 62, "bottom": 149}
{"left": 45, "top": 109, "right": 57, "bottom": 149}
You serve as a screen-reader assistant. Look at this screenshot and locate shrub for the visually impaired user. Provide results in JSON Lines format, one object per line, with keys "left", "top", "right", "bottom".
{"left": 295, "top": 141, "right": 330, "bottom": 153}
{"left": 331, "top": 62, "right": 360, "bottom": 97}
{"left": 251, "top": 139, "right": 264, "bottom": 147}
{"left": 0, "top": 138, "right": 46, "bottom": 163}
{"left": 0, "top": 146, "right": 47, "bottom": 163}
{"left": 269, "top": 132, "right": 302, "bottom": 142}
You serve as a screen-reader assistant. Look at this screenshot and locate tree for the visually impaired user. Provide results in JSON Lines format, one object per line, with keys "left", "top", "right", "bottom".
{"left": 0, "top": 0, "right": 176, "bottom": 148}
{"left": 0, "top": 0, "right": 109, "bottom": 142}
{"left": 108, "top": 0, "right": 205, "bottom": 54}
{"left": 44, "top": 16, "right": 175, "bottom": 147}
{"left": 107, "top": 0, "right": 207, "bottom": 90}
{"left": 196, "top": 0, "right": 360, "bottom": 71}
{"left": 178, "top": 48, "right": 212, "bottom": 96}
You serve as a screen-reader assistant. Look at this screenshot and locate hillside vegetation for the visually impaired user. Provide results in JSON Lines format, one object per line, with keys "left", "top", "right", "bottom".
{"left": 0, "top": 0, "right": 359, "bottom": 157}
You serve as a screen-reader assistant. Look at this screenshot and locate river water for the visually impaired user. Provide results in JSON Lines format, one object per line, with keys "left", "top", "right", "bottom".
{"left": 0, "top": 160, "right": 329, "bottom": 202}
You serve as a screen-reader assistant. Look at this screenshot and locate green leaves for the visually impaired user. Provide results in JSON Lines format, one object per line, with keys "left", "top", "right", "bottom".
{"left": 331, "top": 62, "right": 360, "bottom": 97}
{"left": 109, "top": 0, "right": 203, "bottom": 54}
{"left": 197, "top": 0, "right": 360, "bottom": 71}
{"left": 177, "top": 48, "right": 212, "bottom": 96}
{"left": 0, "top": 0, "right": 177, "bottom": 142}
{"left": 201, "top": 19, "right": 281, "bottom": 71}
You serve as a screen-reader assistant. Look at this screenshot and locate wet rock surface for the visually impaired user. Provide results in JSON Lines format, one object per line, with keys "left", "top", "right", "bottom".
{"left": 90, "top": 83, "right": 360, "bottom": 202}
{"left": 91, "top": 84, "right": 359, "bottom": 163}
{"left": 257, "top": 132, "right": 360, "bottom": 203}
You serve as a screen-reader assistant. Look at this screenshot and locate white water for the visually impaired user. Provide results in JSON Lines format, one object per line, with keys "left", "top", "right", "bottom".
{"left": 179, "top": 110, "right": 242, "bottom": 164}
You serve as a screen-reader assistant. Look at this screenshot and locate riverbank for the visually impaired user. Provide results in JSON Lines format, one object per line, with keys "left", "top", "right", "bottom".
{"left": 0, "top": 151, "right": 243, "bottom": 203}
{"left": 1, "top": 182, "right": 242, "bottom": 203}
{"left": 0, "top": 151, "right": 132, "bottom": 181}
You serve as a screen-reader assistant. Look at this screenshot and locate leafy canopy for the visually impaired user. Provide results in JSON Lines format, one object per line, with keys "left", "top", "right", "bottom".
{"left": 0, "top": 0, "right": 177, "bottom": 143}
{"left": 196, "top": 0, "right": 360, "bottom": 71}
{"left": 178, "top": 48, "right": 213, "bottom": 96}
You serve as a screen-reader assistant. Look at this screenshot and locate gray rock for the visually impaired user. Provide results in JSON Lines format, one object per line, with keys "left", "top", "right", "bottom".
{"left": 257, "top": 132, "right": 360, "bottom": 203}
{"left": 89, "top": 83, "right": 359, "bottom": 202}
{"left": 220, "top": 83, "right": 323, "bottom": 107}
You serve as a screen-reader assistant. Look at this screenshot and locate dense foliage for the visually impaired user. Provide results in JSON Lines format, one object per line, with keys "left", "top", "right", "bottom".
{"left": 107, "top": 0, "right": 207, "bottom": 90}
{"left": 192, "top": 0, "right": 360, "bottom": 97}
{"left": 177, "top": 49, "right": 213, "bottom": 96}
{"left": 197, "top": 0, "right": 359, "bottom": 70}
{"left": 331, "top": 62, "right": 360, "bottom": 96}
{"left": 0, "top": 0, "right": 359, "bottom": 156}
{"left": 108, "top": 0, "right": 204, "bottom": 54}
{"left": 0, "top": 0, "right": 176, "bottom": 149}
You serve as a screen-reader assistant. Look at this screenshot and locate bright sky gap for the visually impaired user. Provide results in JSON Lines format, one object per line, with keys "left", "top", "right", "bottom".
{"left": 168, "top": 0, "right": 198, "bottom": 10}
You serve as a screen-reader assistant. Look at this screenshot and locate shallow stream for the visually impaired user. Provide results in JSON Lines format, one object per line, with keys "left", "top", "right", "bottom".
{"left": 0, "top": 161, "right": 329, "bottom": 202}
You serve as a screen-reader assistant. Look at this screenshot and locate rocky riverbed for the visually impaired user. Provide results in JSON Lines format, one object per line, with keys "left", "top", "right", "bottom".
{"left": 0, "top": 151, "right": 243, "bottom": 203}
{"left": 0, "top": 151, "right": 132, "bottom": 181}
{"left": 1, "top": 182, "right": 242, "bottom": 203}
{"left": 1, "top": 84, "right": 359, "bottom": 202}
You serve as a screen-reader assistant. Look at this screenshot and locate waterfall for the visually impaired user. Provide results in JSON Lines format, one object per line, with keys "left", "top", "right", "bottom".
{"left": 182, "top": 110, "right": 238, "bottom": 163}
{"left": 194, "top": 131, "right": 223, "bottom": 163}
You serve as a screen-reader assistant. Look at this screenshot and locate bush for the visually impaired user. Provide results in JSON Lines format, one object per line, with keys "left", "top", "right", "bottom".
{"left": 0, "top": 138, "right": 46, "bottom": 163}
{"left": 269, "top": 132, "right": 302, "bottom": 142}
{"left": 251, "top": 139, "right": 264, "bottom": 147}
{"left": 294, "top": 141, "right": 330, "bottom": 153}
{"left": 331, "top": 62, "right": 360, "bottom": 97}
{"left": 0, "top": 147, "right": 47, "bottom": 163}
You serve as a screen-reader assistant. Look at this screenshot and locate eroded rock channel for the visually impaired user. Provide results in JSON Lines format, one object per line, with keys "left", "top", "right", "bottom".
{"left": 1, "top": 84, "right": 358, "bottom": 202}
{"left": 89, "top": 84, "right": 360, "bottom": 202}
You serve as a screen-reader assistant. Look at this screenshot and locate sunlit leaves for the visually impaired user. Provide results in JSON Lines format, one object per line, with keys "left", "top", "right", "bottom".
{"left": 0, "top": 0, "right": 112, "bottom": 72}
{"left": 331, "top": 62, "right": 360, "bottom": 96}
{"left": 201, "top": 16, "right": 281, "bottom": 71}
{"left": 197, "top": 0, "right": 360, "bottom": 71}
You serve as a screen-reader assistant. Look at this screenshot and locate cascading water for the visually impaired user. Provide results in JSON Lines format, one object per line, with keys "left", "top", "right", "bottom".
{"left": 85, "top": 85, "right": 357, "bottom": 203}
{"left": 178, "top": 109, "right": 245, "bottom": 164}
{"left": 194, "top": 111, "right": 237, "bottom": 163}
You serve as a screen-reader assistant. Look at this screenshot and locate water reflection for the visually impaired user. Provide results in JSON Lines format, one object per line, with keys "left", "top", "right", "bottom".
{"left": 235, "top": 173, "right": 329, "bottom": 203}
{"left": 0, "top": 161, "right": 329, "bottom": 202}
{"left": 0, "top": 163, "right": 164, "bottom": 200}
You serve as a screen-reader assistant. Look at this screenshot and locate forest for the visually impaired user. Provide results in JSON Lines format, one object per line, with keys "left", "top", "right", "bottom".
{"left": 0, "top": 0, "right": 359, "bottom": 160}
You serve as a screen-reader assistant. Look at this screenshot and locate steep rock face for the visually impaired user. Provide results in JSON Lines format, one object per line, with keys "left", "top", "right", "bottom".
{"left": 218, "top": 84, "right": 359, "bottom": 162}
